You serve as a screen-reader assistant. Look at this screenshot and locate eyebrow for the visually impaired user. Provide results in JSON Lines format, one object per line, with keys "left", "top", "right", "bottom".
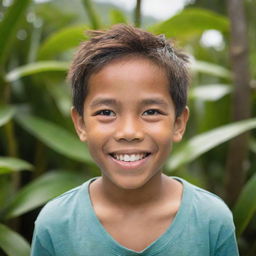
{"left": 89, "top": 98, "right": 118, "bottom": 108}
{"left": 140, "top": 98, "right": 169, "bottom": 107}
{"left": 89, "top": 97, "right": 169, "bottom": 108}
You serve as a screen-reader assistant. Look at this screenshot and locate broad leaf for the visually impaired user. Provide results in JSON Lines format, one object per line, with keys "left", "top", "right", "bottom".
{"left": 192, "top": 60, "right": 231, "bottom": 79}
{"left": 0, "top": 157, "right": 33, "bottom": 175}
{"left": 233, "top": 174, "right": 256, "bottom": 236}
{"left": 0, "top": 0, "right": 31, "bottom": 65}
{"left": 82, "top": 0, "right": 101, "bottom": 29}
{"left": 38, "top": 25, "right": 88, "bottom": 60}
{"left": 5, "top": 61, "right": 69, "bottom": 82}
{"left": 250, "top": 139, "right": 256, "bottom": 154}
{"left": 166, "top": 118, "right": 256, "bottom": 171}
{"left": 148, "top": 8, "right": 229, "bottom": 40}
{"left": 46, "top": 83, "right": 72, "bottom": 116}
{"left": 0, "top": 105, "right": 15, "bottom": 127}
{"left": 3, "top": 170, "right": 85, "bottom": 219}
{"left": 15, "top": 114, "right": 92, "bottom": 164}
{"left": 110, "top": 9, "right": 128, "bottom": 24}
{"left": 189, "top": 84, "right": 232, "bottom": 101}
{"left": 0, "top": 223, "right": 30, "bottom": 256}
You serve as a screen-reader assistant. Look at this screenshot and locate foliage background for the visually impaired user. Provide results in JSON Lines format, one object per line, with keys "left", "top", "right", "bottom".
{"left": 0, "top": 0, "right": 256, "bottom": 255}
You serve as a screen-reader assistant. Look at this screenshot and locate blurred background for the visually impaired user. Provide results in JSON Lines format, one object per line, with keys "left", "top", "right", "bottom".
{"left": 0, "top": 0, "right": 256, "bottom": 255}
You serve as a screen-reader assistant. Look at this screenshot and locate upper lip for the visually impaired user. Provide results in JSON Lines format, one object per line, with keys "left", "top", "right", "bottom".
{"left": 109, "top": 149, "right": 151, "bottom": 155}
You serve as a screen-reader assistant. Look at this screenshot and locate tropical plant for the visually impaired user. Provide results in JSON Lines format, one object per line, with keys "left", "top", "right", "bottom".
{"left": 0, "top": 0, "right": 255, "bottom": 255}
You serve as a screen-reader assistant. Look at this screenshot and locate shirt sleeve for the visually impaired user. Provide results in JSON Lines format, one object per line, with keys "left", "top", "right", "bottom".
{"left": 30, "top": 224, "right": 54, "bottom": 256}
{"left": 214, "top": 231, "right": 239, "bottom": 256}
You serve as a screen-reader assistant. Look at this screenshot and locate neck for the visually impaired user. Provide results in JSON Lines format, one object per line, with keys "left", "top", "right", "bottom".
{"left": 91, "top": 173, "right": 171, "bottom": 210}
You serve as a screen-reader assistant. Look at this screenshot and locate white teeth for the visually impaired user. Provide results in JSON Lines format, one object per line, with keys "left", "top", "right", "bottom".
{"left": 124, "top": 155, "right": 130, "bottom": 161}
{"left": 113, "top": 153, "right": 148, "bottom": 162}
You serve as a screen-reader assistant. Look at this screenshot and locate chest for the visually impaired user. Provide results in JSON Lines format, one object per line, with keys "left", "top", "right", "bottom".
{"left": 98, "top": 210, "right": 175, "bottom": 252}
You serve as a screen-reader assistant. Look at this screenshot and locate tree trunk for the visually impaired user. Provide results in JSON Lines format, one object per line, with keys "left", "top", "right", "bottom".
{"left": 225, "top": 0, "right": 252, "bottom": 206}
{"left": 134, "top": 0, "right": 142, "bottom": 27}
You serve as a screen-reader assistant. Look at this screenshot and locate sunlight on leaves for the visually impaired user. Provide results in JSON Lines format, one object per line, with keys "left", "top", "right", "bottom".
{"left": 0, "top": 157, "right": 33, "bottom": 175}
{"left": 0, "top": 223, "right": 30, "bottom": 256}
{"left": 166, "top": 118, "right": 256, "bottom": 171}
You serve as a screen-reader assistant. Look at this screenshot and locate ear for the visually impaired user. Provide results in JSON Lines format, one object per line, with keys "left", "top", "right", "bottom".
{"left": 172, "top": 106, "right": 189, "bottom": 142}
{"left": 71, "top": 107, "right": 87, "bottom": 142}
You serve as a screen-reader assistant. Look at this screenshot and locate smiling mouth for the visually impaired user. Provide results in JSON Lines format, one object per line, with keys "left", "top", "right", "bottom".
{"left": 109, "top": 153, "right": 151, "bottom": 162}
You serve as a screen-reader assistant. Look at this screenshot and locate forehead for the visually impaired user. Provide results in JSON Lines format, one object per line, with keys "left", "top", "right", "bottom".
{"left": 83, "top": 56, "right": 175, "bottom": 111}
{"left": 87, "top": 56, "right": 169, "bottom": 96}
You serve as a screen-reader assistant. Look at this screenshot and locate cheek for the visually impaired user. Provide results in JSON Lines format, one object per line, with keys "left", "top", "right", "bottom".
{"left": 145, "top": 123, "right": 173, "bottom": 153}
{"left": 146, "top": 121, "right": 173, "bottom": 140}
{"left": 84, "top": 119, "right": 113, "bottom": 157}
{"left": 86, "top": 116, "right": 114, "bottom": 132}
{"left": 86, "top": 139, "right": 106, "bottom": 169}
{"left": 157, "top": 134, "right": 173, "bottom": 166}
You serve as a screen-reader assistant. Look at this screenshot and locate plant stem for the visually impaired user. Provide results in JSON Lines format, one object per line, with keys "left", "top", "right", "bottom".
{"left": 33, "top": 141, "right": 46, "bottom": 179}
{"left": 134, "top": 0, "right": 142, "bottom": 27}
{"left": 82, "top": 0, "right": 101, "bottom": 29}
{"left": 4, "top": 120, "right": 20, "bottom": 232}
{"left": 225, "top": 0, "right": 252, "bottom": 206}
{"left": 0, "top": 75, "right": 10, "bottom": 104}
{"left": 4, "top": 120, "right": 19, "bottom": 194}
{"left": 4, "top": 121, "right": 18, "bottom": 158}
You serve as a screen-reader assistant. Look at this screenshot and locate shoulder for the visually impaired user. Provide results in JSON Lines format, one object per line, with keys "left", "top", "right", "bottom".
{"left": 32, "top": 178, "right": 96, "bottom": 254}
{"left": 177, "top": 178, "right": 238, "bottom": 252}
{"left": 192, "top": 183, "right": 232, "bottom": 218}
{"left": 35, "top": 179, "right": 90, "bottom": 229}
{"left": 178, "top": 178, "right": 235, "bottom": 232}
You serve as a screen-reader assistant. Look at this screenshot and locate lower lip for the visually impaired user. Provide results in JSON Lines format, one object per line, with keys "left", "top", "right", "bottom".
{"left": 109, "top": 155, "right": 151, "bottom": 169}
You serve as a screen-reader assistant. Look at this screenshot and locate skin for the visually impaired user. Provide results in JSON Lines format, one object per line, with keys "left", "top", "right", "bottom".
{"left": 71, "top": 56, "right": 189, "bottom": 252}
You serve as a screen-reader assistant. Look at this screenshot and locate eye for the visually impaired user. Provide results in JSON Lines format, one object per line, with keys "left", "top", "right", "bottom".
{"left": 143, "top": 109, "right": 162, "bottom": 116}
{"left": 95, "top": 109, "right": 115, "bottom": 116}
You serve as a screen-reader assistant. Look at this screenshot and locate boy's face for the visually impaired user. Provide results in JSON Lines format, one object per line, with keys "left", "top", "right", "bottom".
{"left": 72, "top": 56, "right": 189, "bottom": 190}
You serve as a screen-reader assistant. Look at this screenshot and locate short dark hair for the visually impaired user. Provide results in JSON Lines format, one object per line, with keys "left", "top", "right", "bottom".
{"left": 68, "top": 24, "right": 190, "bottom": 117}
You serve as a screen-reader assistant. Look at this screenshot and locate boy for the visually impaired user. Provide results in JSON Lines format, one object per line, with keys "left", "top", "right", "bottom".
{"left": 31, "top": 25, "right": 239, "bottom": 255}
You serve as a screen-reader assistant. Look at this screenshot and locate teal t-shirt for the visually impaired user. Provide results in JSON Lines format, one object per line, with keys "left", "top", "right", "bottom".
{"left": 31, "top": 177, "right": 239, "bottom": 256}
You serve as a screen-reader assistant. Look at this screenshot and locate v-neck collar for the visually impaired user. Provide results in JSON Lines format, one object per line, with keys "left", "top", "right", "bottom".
{"left": 80, "top": 177, "right": 193, "bottom": 256}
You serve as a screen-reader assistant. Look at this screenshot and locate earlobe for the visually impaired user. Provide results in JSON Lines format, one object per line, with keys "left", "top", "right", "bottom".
{"left": 71, "top": 107, "right": 87, "bottom": 142}
{"left": 173, "top": 106, "right": 189, "bottom": 142}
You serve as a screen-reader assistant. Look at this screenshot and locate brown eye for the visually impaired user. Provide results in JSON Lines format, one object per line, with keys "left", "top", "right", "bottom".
{"left": 96, "top": 110, "right": 115, "bottom": 116}
{"left": 143, "top": 109, "right": 161, "bottom": 116}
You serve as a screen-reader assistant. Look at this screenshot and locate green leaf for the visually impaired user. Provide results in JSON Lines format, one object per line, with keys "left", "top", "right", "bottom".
{"left": 148, "top": 8, "right": 229, "bottom": 40}
{"left": 0, "top": 223, "right": 30, "bottom": 256}
{"left": 38, "top": 25, "right": 88, "bottom": 60}
{"left": 250, "top": 139, "right": 256, "bottom": 154}
{"left": 3, "top": 170, "right": 85, "bottom": 219}
{"left": 0, "top": 157, "right": 33, "bottom": 175}
{"left": 82, "top": 0, "right": 101, "bottom": 29}
{"left": 110, "top": 9, "right": 128, "bottom": 24}
{"left": 15, "top": 114, "right": 92, "bottom": 164}
{"left": 192, "top": 60, "right": 231, "bottom": 79}
{"left": 46, "top": 83, "right": 72, "bottom": 116}
{"left": 0, "top": 105, "right": 15, "bottom": 127}
{"left": 0, "top": 0, "right": 31, "bottom": 65}
{"left": 233, "top": 174, "right": 256, "bottom": 236}
{"left": 189, "top": 84, "right": 232, "bottom": 101}
{"left": 5, "top": 61, "right": 69, "bottom": 82}
{"left": 166, "top": 118, "right": 256, "bottom": 171}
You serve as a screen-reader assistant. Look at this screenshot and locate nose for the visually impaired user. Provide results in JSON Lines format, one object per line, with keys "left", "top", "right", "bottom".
{"left": 114, "top": 115, "right": 144, "bottom": 142}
